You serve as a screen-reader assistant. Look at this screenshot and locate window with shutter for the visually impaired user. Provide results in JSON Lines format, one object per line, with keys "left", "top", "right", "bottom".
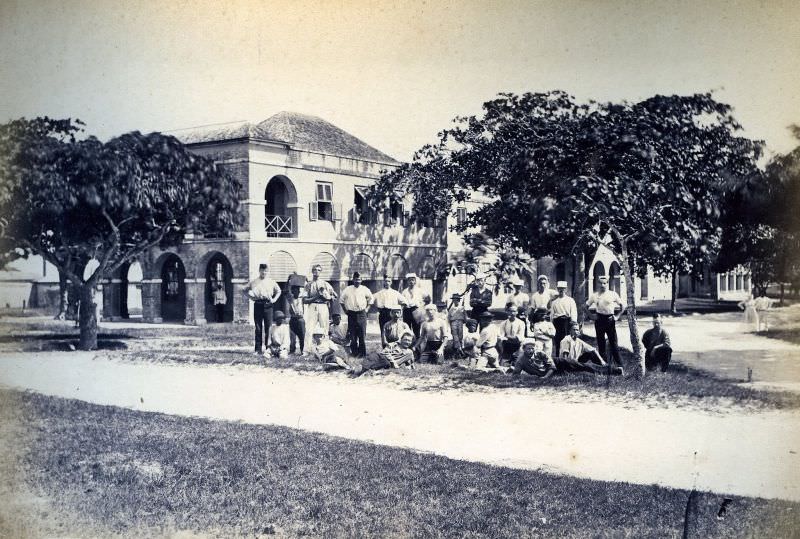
{"left": 308, "top": 202, "right": 318, "bottom": 221}
{"left": 333, "top": 203, "right": 343, "bottom": 221}
{"left": 456, "top": 207, "right": 467, "bottom": 227}
{"left": 315, "top": 181, "right": 333, "bottom": 221}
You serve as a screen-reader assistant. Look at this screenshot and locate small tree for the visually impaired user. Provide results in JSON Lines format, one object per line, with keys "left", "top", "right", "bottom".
{"left": 370, "top": 92, "right": 759, "bottom": 377}
{"left": 0, "top": 118, "right": 243, "bottom": 349}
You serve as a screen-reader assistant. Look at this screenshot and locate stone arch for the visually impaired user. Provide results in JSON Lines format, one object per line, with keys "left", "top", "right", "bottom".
{"left": 203, "top": 252, "right": 234, "bottom": 323}
{"left": 346, "top": 252, "right": 376, "bottom": 280}
{"left": 119, "top": 260, "right": 143, "bottom": 319}
{"left": 268, "top": 250, "right": 298, "bottom": 282}
{"left": 158, "top": 253, "right": 186, "bottom": 322}
{"left": 609, "top": 261, "right": 621, "bottom": 295}
{"left": 310, "top": 252, "right": 341, "bottom": 281}
{"left": 265, "top": 175, "right": 299, "bottom": 238}
{"left": 591, "top": 260, "right": 606, "bottom": 293}
{"left": 419, "top": 255, "right": 437, "bottom": 280}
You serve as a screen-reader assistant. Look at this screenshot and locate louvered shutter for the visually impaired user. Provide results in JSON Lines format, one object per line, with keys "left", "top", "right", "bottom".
{"left": 309, "top": 202, "right": 318, "bottom": 221}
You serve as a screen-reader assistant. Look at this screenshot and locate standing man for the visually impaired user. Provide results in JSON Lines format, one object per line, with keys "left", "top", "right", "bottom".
{"left": 339, "top": 272, "right": 374, "bottom": 357}
{"left": 373, "top": 274, "right": 406, "bottom": 347}
{"left": 550, "top": 280, "right": 578, "bottom": 357}
{"left": 585, "top": 275, "right": 625, "bottom": 368}
{"left": 528, "top": 275, "right": 558, "bottom": 323}
{"left": 642, "top": 313, "right": 672, "bottom": 372}
{"left": 401, "top": 272, "right": 428, "bottom": 338}
{"left": 468, "top": 273, "right": 494, "bottom": 320}
{"left": 288, "top": 285, "right": 306, "bottom": 355}
{"left": 303, "top": 264, "right": 337, "bottom": 351}
{"left": 508, "top": 275, "right": 529, "bottom": 316}
{"left": 244, "top": 263, "right": 282, "bottom": 355}
{"left": 416, "top": 303, "right": 451, "bottom": 363}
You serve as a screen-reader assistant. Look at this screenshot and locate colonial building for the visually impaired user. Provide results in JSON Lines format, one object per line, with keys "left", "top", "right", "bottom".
{"left": 100, "top": 112, "right": 448, "bottom": 324}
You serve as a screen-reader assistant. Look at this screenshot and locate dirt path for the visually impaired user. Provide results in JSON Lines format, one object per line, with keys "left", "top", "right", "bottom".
{"left": 1, "top": 352, "right": 799, "bottom": 502}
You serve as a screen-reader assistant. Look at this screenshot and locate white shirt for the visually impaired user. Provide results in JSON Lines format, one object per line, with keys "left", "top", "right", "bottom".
{"left": 373, "top": 287, "right": 406, "bottom": 309}
{"left": 402, "top": 286, "right": 428, "bottom": 308}
{"left": 587, "top": 290, "right": 623, "bottom": 315}
{"left": 500, "top": 318, "right": 526, "bottom": 341}
{"left": 476, "top": 323, "right": 501, "bottom": 349}
{"left": 550, "top": 295, "right": 578, "bottom": 320}
{"left": 305, "top": 279, "right": 336, "bottom": 302}
{"left": 268, "top": 323, "right": 291, "bottom": 351}
{"left": 753, "top": 296, "right": 774, "bottom": 311}
{"left": 531, "top": 321, "right": 556, "bottom": 357}
{"left": 247, "top": 277, "right": 281, "bottom": 302}
{"left": 560, "top": 335, "right": 595, "bottom": 361}
{"left": 529, "top": 289, "right": 558, "bottom": 310}
{"left": 308, "top": 338, "right": 338, "bottom": 360}
{"left": 340, "top": 285, "right": 374, "bottom": 312}
{"left": 510, "top": 292, "right": 529, "bottom": 310}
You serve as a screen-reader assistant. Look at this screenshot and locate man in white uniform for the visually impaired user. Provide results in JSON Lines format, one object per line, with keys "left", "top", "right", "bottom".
{"left": 401, "top": 272, "right": 429, "bottom": 338}
{"left": 373, "top": 274, "right": 406, "bottom": 347}
{"left": 339, "top": 272, "right": 374, "bottom": 357}
{"left": 550, "top": 280, "right": 578, "bottom": 357}
{"left": 303, "top": 264, "right": 337, "bottom": 351}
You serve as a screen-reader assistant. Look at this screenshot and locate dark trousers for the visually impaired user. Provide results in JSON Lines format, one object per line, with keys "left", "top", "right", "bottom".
{"left": 215, "top": 303, "right": 225, "bottom": 323}
{"left": 289, "top": 317, "right": 305, "bottom": 353}
{"left": 378, "top": 308, "right": 391, "bottom": 347}
{"left": 253, "top": 301, "right": 273, "bottom": 352}
{"left": 553, "top": 316, "right": 571, "bottom": 357}
{"left": 645, "top": 345, "right": 673, "bottom": 372}
{"left": 347, "top": 309, "right": 368, "bottom": 357}
{"left": 403, "top": 306, "right": 420, "bottom": 338}
{"left": 594, "top": 314, "right": 621, "bottom": 366}
{"left": 470, "top": 305, "right": 488, "bottom": 320}
{"left": 501, "top": 339, "right": 521, "bottom": 361}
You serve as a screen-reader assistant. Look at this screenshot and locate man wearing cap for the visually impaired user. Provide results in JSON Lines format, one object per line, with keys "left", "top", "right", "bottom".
{"left": 267, "top": 310, "right": 291, "bottom": 359}
{"left": 373, "top": 274, "right": 407, "bottom": 347}
{"left": 511, "top": 338, "right": 556, "bottom": 378}
{"left": 508, "top": 275, "right": 529, "bottom": 314}
{"left": 244, "top": 263, "right": 283, "bottom": 355}
{"left": 499, "top": 304, "right": 526, "bottom": 362}
{"left": 353, "top": 330, "right": 416, "bottom": 375}
{"left": 382, "top": 303, "right": 413, "bottom": 345}
{"left": 586, "top": 275, "right": 625, "bottom": 368}
{"left": 550, "top": 281, "right": 578, "bottom": 357}
{"left": 468, "top": 273, "right": 494, "bottom": 320}
{"left": 339, "top": 272, "right": 374, "bottom": 357}
{"left": 417, "top": 303, "right": 451, "bottom": 363}
{"left": 447, "top": 293, "right": 467, "bottom": 357}
{"left": 642, "top": 313, "right": 672, "bottom": 372}
{"left": 303, "top": 264, "right": 338, "bottom": 351}
{"left": 401, "top": 273, "right": 429, "bottom": 338}
{"left": 307, "top": 325, "right": 339, "bottom": 364}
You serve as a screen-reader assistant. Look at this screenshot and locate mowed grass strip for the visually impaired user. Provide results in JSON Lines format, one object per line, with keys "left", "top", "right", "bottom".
{"left": 2, "top": 390, "right": 798, "bottom": 538}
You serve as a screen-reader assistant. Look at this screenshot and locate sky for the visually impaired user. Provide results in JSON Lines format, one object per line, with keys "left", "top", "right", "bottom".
{"left": 1, "top": 0, "right": 798, "bottom": 162}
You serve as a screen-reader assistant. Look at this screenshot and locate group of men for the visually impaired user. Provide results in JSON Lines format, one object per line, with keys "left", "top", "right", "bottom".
{"left": 243, "top": 263, "right": 673, "bottom": 377}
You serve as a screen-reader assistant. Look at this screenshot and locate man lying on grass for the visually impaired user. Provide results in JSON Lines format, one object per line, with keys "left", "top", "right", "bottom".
{"left": 324, "top": 330, "right": 416, "bottom": 376}
{"left": 510, "top": 338, "right": 556, "bottom": 378}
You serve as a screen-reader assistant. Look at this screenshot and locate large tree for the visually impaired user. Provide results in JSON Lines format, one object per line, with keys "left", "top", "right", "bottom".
{"left": 716, "top": 126, "right": 800, "bottom": 302}
{"left": 370, "top": 92, "right": 760, "bottom": 377}
{"left": 0, "top": 118, "right": 243, "bottom": 349}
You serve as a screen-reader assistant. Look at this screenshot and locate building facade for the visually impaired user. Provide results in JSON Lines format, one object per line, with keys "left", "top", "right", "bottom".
{"left": 100, "top": 112, "right": 448, "bottom": 324}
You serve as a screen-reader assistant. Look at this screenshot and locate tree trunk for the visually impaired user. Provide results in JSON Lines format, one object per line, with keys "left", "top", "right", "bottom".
{"left": 572, "top": 251, "right": 588, "bottom": 325}
{"left": 671, "top": 270, "right": 679, "bottom": 314}
{"left": 617, "top": 240, "right": 645, "bottom": 378}
{"left": 780, "top": 283, "right": 785, "bottom": 306}
{"left": 78, "top": 283, "right": 98, "bottom": 351}
{"left": 55, "top": 271, "right": 68, "bottom": 320}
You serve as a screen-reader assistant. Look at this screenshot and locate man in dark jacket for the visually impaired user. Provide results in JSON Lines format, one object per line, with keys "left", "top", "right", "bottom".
{"left": 642, "top": 313, "right": 672, "bottom": 372}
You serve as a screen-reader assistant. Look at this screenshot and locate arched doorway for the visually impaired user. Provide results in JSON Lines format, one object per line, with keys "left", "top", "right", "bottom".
{"left": 592, "top": 261, "right": 606, "bottom": 293}
{"left": 346, "top": 253, "right": 377, "bottom": 292}
{"left": 160, "top": 254, "right": 186, "bottom": 322}
{"left": 205, "top": 253, "right": 233, "bottom": 323}
{"left": 120, "top": 261, "right": 143, "bottom": 319}
{"left": 387, "top": 253, "right": 409, "bottom": 290}
{"left": 609, "top": 262, "right": 621, "bottom": 295}
{"left": 310, "top": 252, "right": 341, "bottom": 294}
{"left": 265, "top": 176, "right": 298, "bottom": 238}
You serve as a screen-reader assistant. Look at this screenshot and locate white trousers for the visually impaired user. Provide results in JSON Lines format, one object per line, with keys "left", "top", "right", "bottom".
{"left": 304, "top": 303, "right": 330, "bottom": 351}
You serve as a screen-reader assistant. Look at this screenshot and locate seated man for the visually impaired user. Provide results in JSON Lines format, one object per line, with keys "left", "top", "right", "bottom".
{"left": 499, "top": 304, "right": 526, "bottom": 362}
{"left": 267, "top": 310, "right": 291, "bottom": 359}
{"left": 642, "top": 313, "right": 672, "bottom": 372}
{"left": 558, "top": 321, "right": 622, "bottom": 375}
{"left": 351, "top": 330, "right": 416, "bottom": 376}
{"left": 417, "top": 303, "right": 451, "bottom": 364}
{"left": 382, "top": 304, "right": 413, "bottom": 345}
{"left": 460, "top": 318, "right": 481, "bottom": 367}
{"left": 529, "top": 309, "right": 556, "bottom": 359}
{"left": 307, "top": 326, "right": 341, "bottom": 365}
{"left": 474, "top": 311, "right": 504, "bottom": 371}
{"left": 329, "top": 312, "right": 350, "bottom": 347}
{"left": 511, "top": 338, "right": 556, "bottom": 378}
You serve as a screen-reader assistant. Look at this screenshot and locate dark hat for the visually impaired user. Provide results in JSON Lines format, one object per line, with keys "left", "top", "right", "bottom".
{"left": 465, "top": 318, "right": 478, "bottom": 326}
{"left": 273, "top": 310, "right": 286, "bottom": 320}
{"left": 258, "top": 263, "right": 268, "bottom": 270}
{"left": 352, "top": 271, "right": 361, "bottom": 279}
{"left": 451, "top": 293, "right": 461, "bottom": 299}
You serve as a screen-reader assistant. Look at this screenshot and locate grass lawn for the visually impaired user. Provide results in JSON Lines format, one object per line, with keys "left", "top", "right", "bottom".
{"left": 1, "top": 389, "right": 798, "bottom": 538}
{"left": 2, "top": 316, "right": 800, "bottom": 411}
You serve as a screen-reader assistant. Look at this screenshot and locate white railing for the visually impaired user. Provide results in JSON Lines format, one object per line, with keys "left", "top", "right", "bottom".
{"left": 265, "top": 214, "right": 293, "bottom": 237}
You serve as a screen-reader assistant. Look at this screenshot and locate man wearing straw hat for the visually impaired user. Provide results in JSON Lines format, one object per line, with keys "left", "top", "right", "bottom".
{"left": 550, "top": 280, "right": 577, "bottom": 357}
